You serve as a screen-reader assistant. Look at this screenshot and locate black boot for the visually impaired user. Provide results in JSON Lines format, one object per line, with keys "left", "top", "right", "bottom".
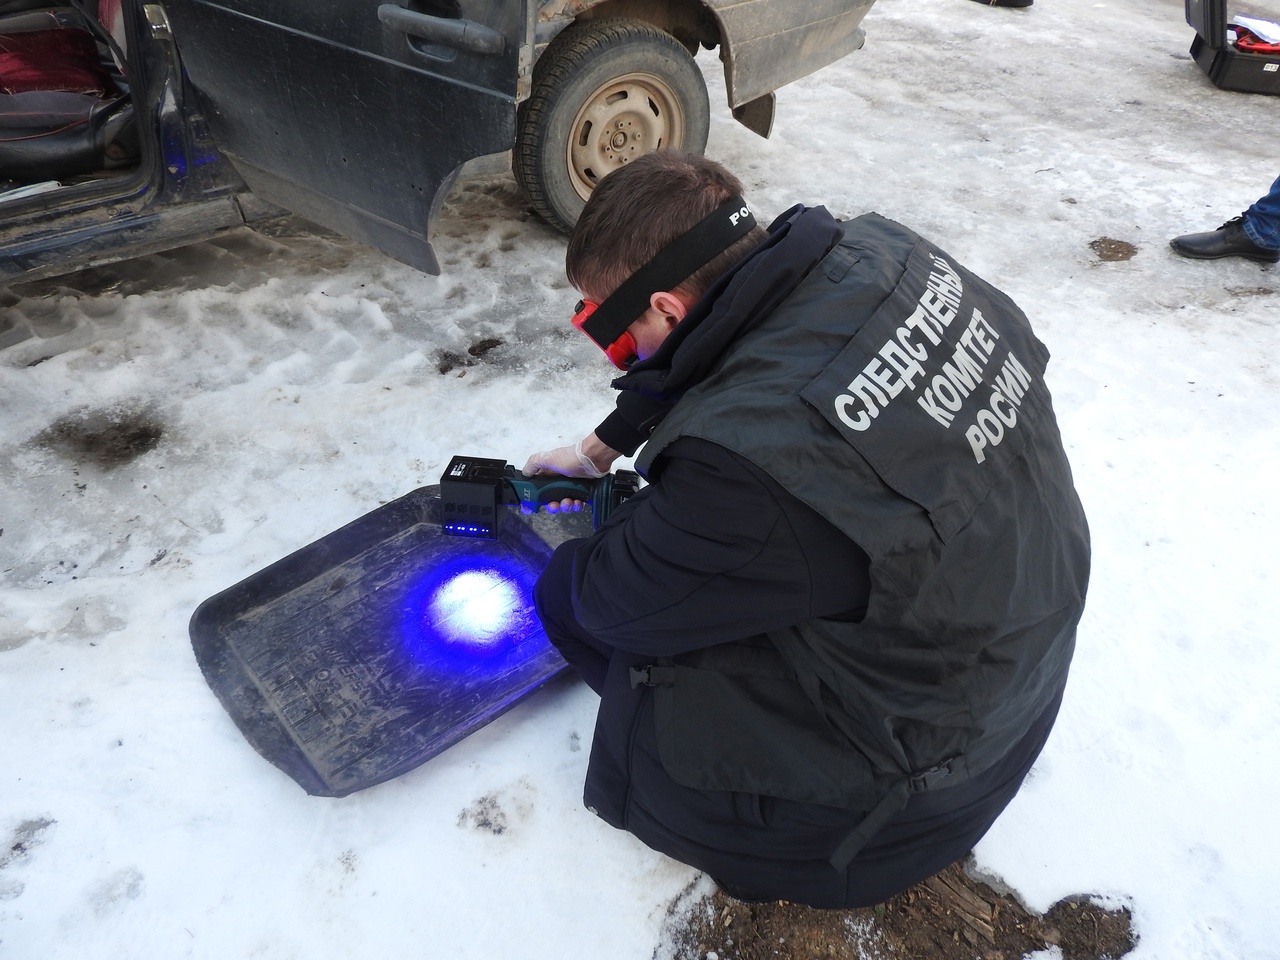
{"left": 711, "top": 876, "right": 776, "bottom": 904}
{"left": 1170, "top": 216, "right": 1280, "bottom": 263}
{"left": 967, "top": 0, "right": 1034, "bottom": 7}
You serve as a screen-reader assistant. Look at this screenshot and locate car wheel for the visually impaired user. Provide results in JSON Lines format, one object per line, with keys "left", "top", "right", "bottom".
{"left": 514, "top": 17, "right": 711, "bottom": 235}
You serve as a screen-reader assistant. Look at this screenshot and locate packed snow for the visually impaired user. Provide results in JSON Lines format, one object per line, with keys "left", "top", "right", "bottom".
{"left": 2, "top": 0, "right": 1278, "bottom": 957}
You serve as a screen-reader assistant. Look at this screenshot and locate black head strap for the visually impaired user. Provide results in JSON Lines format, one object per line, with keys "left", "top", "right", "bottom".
{"left": 579, "top": 196, "right": 758, "bottom": 350}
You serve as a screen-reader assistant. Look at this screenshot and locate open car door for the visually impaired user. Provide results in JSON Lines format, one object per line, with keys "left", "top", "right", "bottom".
{"left": 164, "top": 0, "right": 527, "bottom": 274}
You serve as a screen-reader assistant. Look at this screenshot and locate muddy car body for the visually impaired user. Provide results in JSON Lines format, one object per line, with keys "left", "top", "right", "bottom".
{"left": 0, "top": 0, "right": 876, "bottom": 285}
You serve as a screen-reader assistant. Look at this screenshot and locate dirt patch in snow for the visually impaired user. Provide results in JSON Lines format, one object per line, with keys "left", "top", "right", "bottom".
{"left": 1088, "top": 238, "right": 1138, "bottom": 262}
{"left": 664, "top": 859, "right": 1135, "bottom": 960}
{"left": 36, "top": 408, "right": 164, "bottom": 469}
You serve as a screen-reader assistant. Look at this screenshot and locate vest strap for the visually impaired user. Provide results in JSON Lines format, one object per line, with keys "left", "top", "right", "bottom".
{"left": 829, "top": 779, "right": 910, "bottom": 870}
{"left": 829, "top": 758, "right": 957, "bottom": 870}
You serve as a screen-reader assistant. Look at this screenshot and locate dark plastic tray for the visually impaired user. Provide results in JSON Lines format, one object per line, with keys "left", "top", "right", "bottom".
{"left": 190, "top": 486, "right": 584, "bottom": 797}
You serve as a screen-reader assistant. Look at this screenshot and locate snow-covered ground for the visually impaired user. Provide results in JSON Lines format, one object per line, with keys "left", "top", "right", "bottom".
{"left": 2, "top": 0, "right": 1278, "bottom": 956}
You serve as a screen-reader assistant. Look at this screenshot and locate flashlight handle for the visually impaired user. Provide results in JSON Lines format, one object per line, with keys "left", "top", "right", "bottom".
{"left": 498, "top": 465, "right": 640, "bottom": 529}
{"left": 503, "top": 471, "right": 601, "bottom": 511}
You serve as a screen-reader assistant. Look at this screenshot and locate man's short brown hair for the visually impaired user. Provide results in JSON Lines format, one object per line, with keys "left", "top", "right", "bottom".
{"left": 565, "top": 150, "right": 768, "bottom": 302}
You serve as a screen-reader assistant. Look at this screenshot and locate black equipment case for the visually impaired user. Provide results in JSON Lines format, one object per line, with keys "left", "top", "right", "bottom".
{"left": 1186, "top": 0, "right": 1280, "bottom": 95}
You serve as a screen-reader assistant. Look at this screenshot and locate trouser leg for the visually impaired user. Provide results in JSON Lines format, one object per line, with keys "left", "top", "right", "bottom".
{"left": 1242, "top": 174, "right": 1280, "bottom": 250}
{"left": 534, "top": 541, "right": 611, "bottom": 695}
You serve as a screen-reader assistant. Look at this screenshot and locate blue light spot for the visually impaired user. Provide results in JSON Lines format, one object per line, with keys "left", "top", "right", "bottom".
{"left": 427, "top": 570, "right": 520, "bottom": 647}
{"left": 399, "top": 550, "right": 545, "bottom": 674}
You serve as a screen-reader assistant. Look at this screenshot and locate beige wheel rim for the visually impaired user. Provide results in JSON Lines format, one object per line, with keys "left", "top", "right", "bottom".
{"left": 565, "top": 72, "right": 687, "bottom": 201}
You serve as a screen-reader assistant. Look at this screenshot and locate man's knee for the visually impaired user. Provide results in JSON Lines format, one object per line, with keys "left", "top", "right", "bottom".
{"left": 533, "top": 542, "right": 577, "bottom": 638}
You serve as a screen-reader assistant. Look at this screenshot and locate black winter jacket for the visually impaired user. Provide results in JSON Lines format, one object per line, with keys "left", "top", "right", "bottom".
{"left": 538, "top": 206, "right": 1088, "bottom": 907}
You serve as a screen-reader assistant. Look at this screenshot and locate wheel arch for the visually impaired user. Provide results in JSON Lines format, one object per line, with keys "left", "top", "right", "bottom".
{"left": 533, "top": 0, "right": 873, "bottom": 115}
{"left": 531, "top": 0, "right": 722, "bottom": 91}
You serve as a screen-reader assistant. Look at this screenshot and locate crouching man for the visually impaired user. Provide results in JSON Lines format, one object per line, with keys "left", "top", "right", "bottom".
{"left": 529, "top": 151, "right": 1090, "bottom": 908}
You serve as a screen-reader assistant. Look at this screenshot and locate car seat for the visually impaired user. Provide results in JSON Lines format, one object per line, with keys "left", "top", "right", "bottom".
{"left": 0, "top": 1, "right": 136, "bottom": 182}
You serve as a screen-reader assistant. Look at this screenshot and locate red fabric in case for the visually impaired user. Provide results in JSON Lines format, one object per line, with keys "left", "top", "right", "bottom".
{"left": 1235, "top": 26, "right": 1280, "bottom": 56}
{"left": 0, "top": 28, "right": 111, "bottom": 97}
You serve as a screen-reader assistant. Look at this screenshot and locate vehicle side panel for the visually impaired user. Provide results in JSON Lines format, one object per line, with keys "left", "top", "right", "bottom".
{"left": 0, "top": 196, "right": 248, "bottom": 284}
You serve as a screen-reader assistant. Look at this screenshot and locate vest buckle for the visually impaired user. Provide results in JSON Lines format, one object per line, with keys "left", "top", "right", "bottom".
{"left": 908, "top": 758, "right": 956, "bottom": 793}
{"left": 629, "top": 665, "right": 676, "bottom": 688}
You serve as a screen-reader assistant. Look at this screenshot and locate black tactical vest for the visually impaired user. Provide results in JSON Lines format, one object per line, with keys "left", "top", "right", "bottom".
{"left": 634, "top": 214, "right": 1090, "bottom": 866}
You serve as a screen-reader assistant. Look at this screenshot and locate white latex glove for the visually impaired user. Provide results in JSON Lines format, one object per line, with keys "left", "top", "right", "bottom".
{"left": 522, "top": 435, "right": 617, "bottom": 479}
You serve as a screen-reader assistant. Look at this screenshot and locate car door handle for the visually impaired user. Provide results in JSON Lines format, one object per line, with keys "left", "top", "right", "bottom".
{"left": 377, "top": 5, "right": 505, "bottom": 56}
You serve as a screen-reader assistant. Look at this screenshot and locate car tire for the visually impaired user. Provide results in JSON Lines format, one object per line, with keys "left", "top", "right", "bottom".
{"left": 514, "top": 17, "right": 711, "bottom": 235}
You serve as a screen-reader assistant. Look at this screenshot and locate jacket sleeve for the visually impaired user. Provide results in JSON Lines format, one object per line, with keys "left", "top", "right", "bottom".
{"left": 567, "top": 437, "right": 869, "bottom": 656}
{"left": 593, "top": 391, "right": 669, "bottom": 456}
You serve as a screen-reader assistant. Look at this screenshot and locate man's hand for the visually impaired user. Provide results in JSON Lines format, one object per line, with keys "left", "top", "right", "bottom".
{"left": 522, "top": 433, "right": 620, "bottom": 479}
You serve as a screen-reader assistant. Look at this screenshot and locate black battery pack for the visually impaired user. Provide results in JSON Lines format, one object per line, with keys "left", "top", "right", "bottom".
{"left": 1186, "top": 0, "right": 1280, "bottom": 95}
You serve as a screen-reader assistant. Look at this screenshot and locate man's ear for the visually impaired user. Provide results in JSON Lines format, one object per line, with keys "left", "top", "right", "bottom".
{"left": 649, "top": 290, "right": 689, "bottom": 329}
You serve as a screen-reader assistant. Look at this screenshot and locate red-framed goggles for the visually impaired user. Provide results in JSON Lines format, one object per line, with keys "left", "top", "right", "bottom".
{"left": 571, "top": 298, "right": 637, "bottom": 370}
{"left": 570, "top": 196, "right": 757, "bottom": 371}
